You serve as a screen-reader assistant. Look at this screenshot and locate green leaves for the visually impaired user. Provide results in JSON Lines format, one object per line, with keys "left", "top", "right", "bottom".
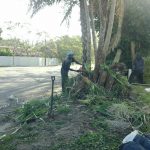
{"left": 0, "top": 48, "right": 12, "bottom": 56}
{"left": 29, "top": 0, "right": 78, "bottom": 22}
{"left": 16, "top": 100, "right": 48, "bottom": 123}
{"left": 56, "top": 35, "right": 82, "bottom": 61}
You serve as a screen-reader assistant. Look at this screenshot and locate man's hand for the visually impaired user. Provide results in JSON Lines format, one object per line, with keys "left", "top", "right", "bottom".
{"left": 76, "top": 70, "right": 82, "bottom": 72}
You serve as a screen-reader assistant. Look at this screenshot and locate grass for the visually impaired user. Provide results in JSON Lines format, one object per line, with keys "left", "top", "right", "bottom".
{"left": 1, "top": 79, "right": 150, "bottom": 150}
{"left": 56, "top": 104, "right": 71, "bottom": 114}
{"left": 0, "top": 135, "right": 16, "bottom": 150}
{"left": 132, "top": 85, "right": 150, "bottom": 104}
{"left": 15, "top": 99, "right": 49, "bottom": 123}
{"left": 51, "top": 131, "right": 121, "bottom": 150}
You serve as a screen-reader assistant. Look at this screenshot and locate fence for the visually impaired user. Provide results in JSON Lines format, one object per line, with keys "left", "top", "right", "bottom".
{"left": 0, "top": 56, "right": 59, "bottom": 67}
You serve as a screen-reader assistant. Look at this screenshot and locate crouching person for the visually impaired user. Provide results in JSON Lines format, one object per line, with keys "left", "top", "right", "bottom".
{"left": 129, "top": 53, "right": 144, "bottom": 84}
{"left": 119, "top": 130, "right": 150, "bottom": 150}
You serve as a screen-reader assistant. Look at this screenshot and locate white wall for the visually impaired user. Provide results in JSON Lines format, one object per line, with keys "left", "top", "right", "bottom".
{"left": 0, "top": 56, "right": 59, "bottom": 67}
{"left": 14, "top": 56, "right": 40, "bottom": 66}
{"left": 0, "top": 56, "right": 13, "bottom": 66}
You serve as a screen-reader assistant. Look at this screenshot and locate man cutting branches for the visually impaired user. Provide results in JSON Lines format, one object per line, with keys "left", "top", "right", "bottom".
{"left": 61, "top": 52, "right": 82, "bottom": 92}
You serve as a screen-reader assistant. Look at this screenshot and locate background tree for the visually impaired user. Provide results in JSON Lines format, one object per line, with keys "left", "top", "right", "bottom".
{"left": 56, "top": 35, "right": 82, "bottom": 61}
{"left": 0, "top": 38, "right": 33, "bottom": 56}
{"left": 120, "top": 0, "right": 150, "bottom": 67}
{"left": 33, "top": 35, "right": 82, "bottom": 61}
{"left": 34, "top": 39, "right": 56, "bottom": 58}
{"left": 0, "top": 28, "right": 2, "bottom": 40}
{"left": 0, "top": 27, "right": 82, "bottom": 59}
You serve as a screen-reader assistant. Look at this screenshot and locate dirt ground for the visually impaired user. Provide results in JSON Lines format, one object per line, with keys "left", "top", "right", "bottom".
{"left": 0, "top": 66, "right": 79, "bottom": 138}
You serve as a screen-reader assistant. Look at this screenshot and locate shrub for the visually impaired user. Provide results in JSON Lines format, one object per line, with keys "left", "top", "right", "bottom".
{"left": 0, "top": 48, "right": 12, "bottom": 56}
{"left": 16, "top": 100, "right": 48, "bottom": 123}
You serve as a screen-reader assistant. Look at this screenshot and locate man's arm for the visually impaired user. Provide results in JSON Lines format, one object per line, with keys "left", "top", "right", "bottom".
{"left": 69, "top": 68, "right": 80, "bottom": 72}
{"left": 72, "top": 58, "right": 82, "bottom": 65}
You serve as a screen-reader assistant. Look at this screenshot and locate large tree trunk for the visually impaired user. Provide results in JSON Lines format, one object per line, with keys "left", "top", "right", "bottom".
{"left": 80, "top": 0, "right": 91, "bottom": 69}
{"left": 89, "top": 0, "right": 97, "bottom": 62}
{"left": 94, "top": 0, "right": 106, "bottom": 75}
{"left": 94, "top": 28, "right": 105, "bottom": 76}
{"left": 113, "top": 49, "right": 122, "bottom": 64}
{"left": 94, "top": 0, "right": 117, "bottom": 76}
{"left": 103, "top": 0, "right": 117, "bottom": 57}
{"left": 108, "top": 0, "right": 125, "bottom": 55}
{"left": 131, "top": 41, "right": 136, "bottom": 63}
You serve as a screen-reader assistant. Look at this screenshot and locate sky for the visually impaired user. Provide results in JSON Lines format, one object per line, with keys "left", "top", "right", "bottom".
{"left": 0, "top": 0, "right": 81, "bottom": 42}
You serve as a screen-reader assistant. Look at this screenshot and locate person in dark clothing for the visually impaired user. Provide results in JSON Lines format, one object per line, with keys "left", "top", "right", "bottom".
{"left": 61, "top": 52, "right": 82, "bottom": 92}
{"left": 119, "top": 131, "right": 150, "bottom": 150}
{"left": 134, "top": 134, "right": 150, "bottom": 149}
{"left": 129, "top": 53, "right": 144, "bottom": 84}
{"left": 119, "top": 141, "right": 145, "bottom": 150}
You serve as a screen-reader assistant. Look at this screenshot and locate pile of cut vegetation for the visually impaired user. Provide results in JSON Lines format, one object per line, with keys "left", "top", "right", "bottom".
{"left": 0, "top": 71, "right": 150, "bottom": 150}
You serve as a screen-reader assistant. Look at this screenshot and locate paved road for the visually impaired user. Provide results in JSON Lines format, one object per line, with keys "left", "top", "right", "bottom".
{"left": 0, "top": 66, "right": 62, "bottom": 108}
{"left": 0, "top": 66, "right": 78, "bottom": 109}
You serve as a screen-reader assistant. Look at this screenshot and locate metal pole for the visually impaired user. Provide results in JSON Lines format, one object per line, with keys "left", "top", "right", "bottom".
{"left": 49, "top": 76, "right": 55, "bottom": 118}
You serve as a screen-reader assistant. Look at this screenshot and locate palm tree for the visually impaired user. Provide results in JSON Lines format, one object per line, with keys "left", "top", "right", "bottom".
{"left": 89, "top": 0, "right": 97, "bottom": 63}
{"left": 79, "top": 0, "right": 91, "bottom": 69}
{"left": 29, "top": 0, "right": 124, "bottom": 77}
{"left": 29, "top": 0, "right": 91, "bottom": 68}
{"left": 93, "top": 0, "right": 124, "bottom": 78}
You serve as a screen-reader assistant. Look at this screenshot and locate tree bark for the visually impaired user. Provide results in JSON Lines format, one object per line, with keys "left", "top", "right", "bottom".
{"left": 113, "top": 49, "right": 122, "bottom": 64}
{"left": 89, "top": 0, "right": 97, "bottom": 62}
{"left": 94, "top": 0, "right": 106, "bottom": 75}
{"left": 103, "top": 0, "right": 117, "bottom": 57}
{"left": 80, "top": 0, "right": 91, "bottom": 70}
{"left": 108, "top": 0, "right": 125, "bottom": 55}
{"left": 94, "top": 0, "right": 117, "bottom": 76}
{"left": 131, "top": 41, "right": 136, "bottom": 63}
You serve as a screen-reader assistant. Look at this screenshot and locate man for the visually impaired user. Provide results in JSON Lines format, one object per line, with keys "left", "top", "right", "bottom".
{"left": 129, "top": 53, "right": 144, "bottom": 84}
{"left": 119, "top": 130, "right": 150, "bottom": 150}
{"left": 61, "top": 52, "right": 82, "bottom": 92}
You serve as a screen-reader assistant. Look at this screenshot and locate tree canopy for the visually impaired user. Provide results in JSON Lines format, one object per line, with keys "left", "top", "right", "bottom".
{"left": 120, "top": 0, "right": 150, "bottom": 67}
